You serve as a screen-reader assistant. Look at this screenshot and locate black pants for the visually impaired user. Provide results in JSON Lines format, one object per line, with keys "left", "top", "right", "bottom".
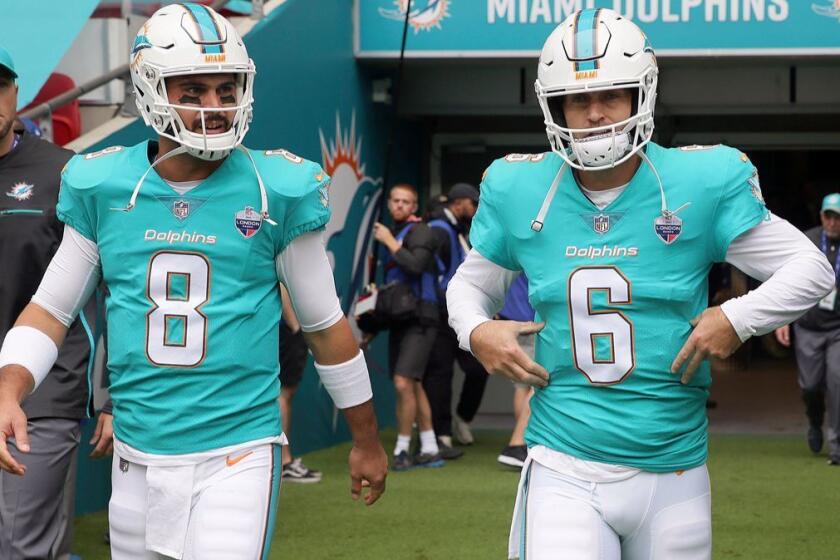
{"left": 423, "top": 325, "right": 488, "bottom": 437}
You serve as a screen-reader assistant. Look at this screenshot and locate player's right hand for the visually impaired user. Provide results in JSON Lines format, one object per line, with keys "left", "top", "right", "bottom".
{"left": 774, "top": 325, "right": 791, "bottom": 347}
{"left": 348, "top": 439, "right": 388, "bottom": 506}
{"left": 469, "top": 320, "right": 549, "bottom": 388}
{"left": 0, "top": 399, "right": 29, "bottom": 476}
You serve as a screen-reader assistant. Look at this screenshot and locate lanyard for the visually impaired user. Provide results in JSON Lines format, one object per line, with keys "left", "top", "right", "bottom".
{"left": 10, "top": 133, "right": 19, "bottom": 152}
{"left": 820, "top": 231, "right": 840, "bottom": 284}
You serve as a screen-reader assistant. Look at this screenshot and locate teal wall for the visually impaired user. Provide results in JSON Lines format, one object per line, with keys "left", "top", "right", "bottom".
{"left": 5, "top": 0, "right": 100, "bottom": 108}
{"left": 76, "top": 0, "right": 410, "bottom": 512}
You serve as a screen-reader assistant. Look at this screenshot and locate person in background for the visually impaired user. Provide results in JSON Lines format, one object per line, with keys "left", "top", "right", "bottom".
{"left": 0, "top": 44, "right": 112, "bottom": 560}
{"left": 496, "top": 275, "right": 535, "bottom": 469}
{"left": 424, "top": 183, "right": 487, "bottom": 452}
{"left": 775, "top": 193, "right": 840, "bottom": 465}
{"left": 372, "top": 184, "right": 444, "bottom": 471}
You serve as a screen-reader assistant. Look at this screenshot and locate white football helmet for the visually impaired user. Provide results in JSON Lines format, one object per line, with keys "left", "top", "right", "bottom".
{"left": 535, "top": 9, "right": 658, "bottom": 170}
{"left": 130, "top": 3, "right": 255, "bottom": 161}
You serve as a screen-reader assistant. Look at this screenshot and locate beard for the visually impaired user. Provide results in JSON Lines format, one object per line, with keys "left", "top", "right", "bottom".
{"left": 0, "top": 116, "right": 14, "bottom": 144}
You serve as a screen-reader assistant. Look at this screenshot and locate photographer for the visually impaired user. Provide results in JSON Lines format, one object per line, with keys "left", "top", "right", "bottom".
{"left": 370, "top": 184, "right": 444, "bottom": 471}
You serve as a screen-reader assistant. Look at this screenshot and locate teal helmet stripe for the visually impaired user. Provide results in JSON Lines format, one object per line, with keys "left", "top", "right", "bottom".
{"left": 574, "top": 9, "right": 600, "bottom": 72}
{"left": 181, "top": 3, "right": 224, "bottom": 54}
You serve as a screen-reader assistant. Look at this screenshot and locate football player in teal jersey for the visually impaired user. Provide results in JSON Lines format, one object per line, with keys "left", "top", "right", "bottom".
{"left": 446, "top": 9, "right": 834, "bottom": 560}
{"left": 0, "top": 4, "right": 386, "bottom": 559}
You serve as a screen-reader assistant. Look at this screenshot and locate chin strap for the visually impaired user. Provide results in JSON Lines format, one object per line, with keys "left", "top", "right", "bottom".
{"left": 110, "top": 145, "right": 188, "bottom": 213}
{"left": 237, "top": 145, "right": 277, "bottom": 226}
{"left": 638, "top": 150, "right": 690, "bottom": 219}
{"left": 530, "top": 162, "right": 568, "bottom": 232}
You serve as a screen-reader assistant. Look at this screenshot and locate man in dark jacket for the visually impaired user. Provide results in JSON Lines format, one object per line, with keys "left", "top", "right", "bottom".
{"left": 0, "top": 46, "right": 112, "bottom": 559}
{"left": 372, "top": 184, "right": 444, "bottom": 471}
{"left": 424, "top": 183, "right": 488, "bottom": 453}
{"left": 776, "top": 193, "right": 840, "bottom": 465}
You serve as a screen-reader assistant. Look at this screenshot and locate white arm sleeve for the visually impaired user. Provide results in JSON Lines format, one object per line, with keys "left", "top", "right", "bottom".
{"left": 447, "top": 249, "right": 520, "bottom": 353}
{"left": 31, "top": 225, "right": 101, "bottom": 327}
{"left": 721, "top": 213, "right": 835, "bottom": 342}
{"left": 275, "top": 231, "right": 344, "bottom": 332}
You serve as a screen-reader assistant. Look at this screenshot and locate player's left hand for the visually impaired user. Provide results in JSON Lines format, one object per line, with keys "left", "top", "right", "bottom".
{"left": 348, "top": 439, "right": 387, "bottom": 506}
{"left": 89, "top": 412, "right": 114, "bottom": 458}
{"left": 670, "top": 306, "right": 742, "bottom": 384}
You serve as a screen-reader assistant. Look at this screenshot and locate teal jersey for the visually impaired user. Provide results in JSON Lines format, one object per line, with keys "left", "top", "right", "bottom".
{"left": 57, "top": 142, "right": 331, "bottom": 454}
{"left": 471, "top": 143, "right": 768, "bottom": 472}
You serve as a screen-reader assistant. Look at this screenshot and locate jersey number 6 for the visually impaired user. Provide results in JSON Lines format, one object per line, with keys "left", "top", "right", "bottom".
{"left": 145, "top": 251, "right": 211, "bottom": 367}
{"left": 569, "top": 266, "right": 635, "bottom": 384}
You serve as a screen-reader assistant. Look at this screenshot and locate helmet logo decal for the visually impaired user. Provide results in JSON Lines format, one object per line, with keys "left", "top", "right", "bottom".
{"left": 132, "top": 35, "right": 153, "bottom": 55}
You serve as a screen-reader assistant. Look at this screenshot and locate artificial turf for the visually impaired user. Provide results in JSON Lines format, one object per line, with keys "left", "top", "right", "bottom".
{"left": 71, "top": 431, "right": 839, "bottom": 559}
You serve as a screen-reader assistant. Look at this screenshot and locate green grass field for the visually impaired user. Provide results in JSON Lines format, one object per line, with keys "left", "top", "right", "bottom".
{"left": 72, "top": 431, "right": 839, "bottom": 559}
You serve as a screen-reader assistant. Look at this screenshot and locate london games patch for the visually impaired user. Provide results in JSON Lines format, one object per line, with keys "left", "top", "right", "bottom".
{"left": 235, "top": 206, "right": 262, "bottom": 238}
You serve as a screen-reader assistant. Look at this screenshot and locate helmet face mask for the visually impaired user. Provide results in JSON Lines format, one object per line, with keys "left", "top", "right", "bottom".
{"left": 130, "top": 3, "right": 255, "bottom": 161}
{"left": 535, "top": 9, "right": 658, "bottom": 171}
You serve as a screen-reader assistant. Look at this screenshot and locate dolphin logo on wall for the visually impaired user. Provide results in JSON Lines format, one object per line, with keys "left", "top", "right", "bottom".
{"left": 319, "top": 111, "right": 383, "bottom": 314}
{"left": 379, "top": 0, "right": 451, "bottom": 32}
{"left": 813, "top": 0, "right": 840, "bottom": 19}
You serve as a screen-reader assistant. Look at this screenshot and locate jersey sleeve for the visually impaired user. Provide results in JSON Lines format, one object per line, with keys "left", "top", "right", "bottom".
{"left": 281, "top": 170, "right": 331, "bottom": 252}
{"left": 470, "top": 159, "right": 521, "bottom": 271}
{"left": 257, "top": 149, "right": 332, "bottom": 254}
{"left": 710, "top": 150, "right": 769, "bottom": 262}
{"left": 56, "top": 155, "right": 98, "bottom": 243}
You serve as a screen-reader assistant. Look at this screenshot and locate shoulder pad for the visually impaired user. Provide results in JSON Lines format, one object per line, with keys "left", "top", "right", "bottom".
{"left": 250, "top": 148, "right": 329, "bottom": 199}
{"left": 62, "top": 146, "right": 128, "bottom": 191}
{"left": 482, "top": 151, "right": 557, "bottom": 187}
{"left": 672, "top": 143, "right": 747, "bottom": 165}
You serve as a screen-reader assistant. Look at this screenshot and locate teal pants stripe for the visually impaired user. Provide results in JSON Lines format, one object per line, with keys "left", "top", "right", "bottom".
{"left": 519, "top": 461, "right": 534, "bottom": 560}
{"left": 260, "top": 444, "right": 283, "bottom": 559}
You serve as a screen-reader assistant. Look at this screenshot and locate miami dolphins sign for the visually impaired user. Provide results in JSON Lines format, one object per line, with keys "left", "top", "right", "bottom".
{"left": 379, "top": 0, "right": 452, "bottom": 32}
{"left": 356, "top": 0, "right": 840, "bottom": 57}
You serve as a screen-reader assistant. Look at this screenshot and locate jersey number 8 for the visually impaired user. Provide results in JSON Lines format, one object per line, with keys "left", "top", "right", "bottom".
{"left": 145, "top": 251, "right": 211, "bottom": 367}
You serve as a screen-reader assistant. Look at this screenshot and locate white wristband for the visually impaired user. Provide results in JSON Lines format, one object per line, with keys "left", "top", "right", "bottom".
{"left": 314, "top": 350, "right": 373, "bottom": 409}
{"left": 0, "top": 326, "right": 59, "bottom": 392}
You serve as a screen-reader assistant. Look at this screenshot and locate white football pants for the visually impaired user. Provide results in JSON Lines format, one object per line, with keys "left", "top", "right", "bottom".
{"left": 510, "top": 459, "right": 711, "bottom": 560}
{"left": 109, "top": 443, "right": 282, "bottom": 560}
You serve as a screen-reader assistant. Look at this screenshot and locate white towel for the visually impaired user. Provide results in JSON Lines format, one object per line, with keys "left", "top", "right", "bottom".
{"left": 145, "top": 464, "right": 196, "bottom": 559}
{"left": 507, "top": 455, "right": 534, "bottom": 560}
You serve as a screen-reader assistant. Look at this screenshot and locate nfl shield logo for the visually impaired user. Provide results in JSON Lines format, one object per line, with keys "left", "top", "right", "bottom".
{"left": 654, "top": 214, "right": 683, "bottom": 245}
{"left": 173, "top": 200, "right": 190, "bottom": 220}
{"left": 235, "top": 206, "right": 262, "bottom": 238}
{"left": 593, "top": 214, "right": 610, "bottom": 235}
